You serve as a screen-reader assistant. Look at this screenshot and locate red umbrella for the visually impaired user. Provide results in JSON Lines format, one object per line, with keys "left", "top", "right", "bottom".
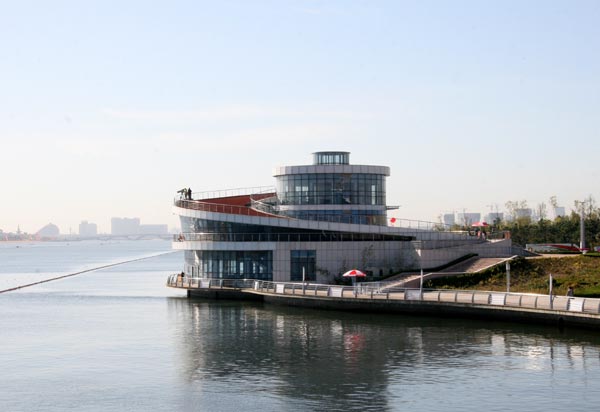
{"left": 471, "top": 221, "right": 489, "bottom": 227}
{"left": 342, "top": 269, "right": 366, "bottom": 291}
{"left": 342, "top": 269, "right": 367, "bottom": 277}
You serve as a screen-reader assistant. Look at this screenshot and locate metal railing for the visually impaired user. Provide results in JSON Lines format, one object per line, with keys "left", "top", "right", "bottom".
{"left": 178, "top": 186, "right": 276, "bottom": 201}
{"left": 173, "top": 231, "right": 413, "bottom": 243}
{"left": 174, "top": 199, "right": 282, "bottom": 217}
{"left": 173, "top": 189, "right": 456, "bottom": 231}
{"left": 388, "top": 219, "right": 451, "bottom": 231}
{"left": 167, "top": 274, "right": 256, "bottom": 289}
{"left": 249, "top": 196, "right": 279, "bottom": 214}
{"left": 166, "top": 276, "right": 600, "bottom": 315}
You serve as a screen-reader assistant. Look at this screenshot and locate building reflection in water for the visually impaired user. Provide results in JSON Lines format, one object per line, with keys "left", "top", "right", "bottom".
{"left": 167, "top": 299, "right": 600, "bottom": 411}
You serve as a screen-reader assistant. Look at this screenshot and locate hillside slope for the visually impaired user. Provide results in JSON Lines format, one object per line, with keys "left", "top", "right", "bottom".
{"left": 424, "top": 255, "right": 600, "bottom": 297}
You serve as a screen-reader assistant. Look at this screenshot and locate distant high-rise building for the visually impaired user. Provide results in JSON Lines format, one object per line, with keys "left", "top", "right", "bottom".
{"left": 514, "top": 208, "right": 532, "bottom": 219}
{"left": 111, "top": 217, "right": 140, "bottom": 235}
{"left": 485, "top": 212, "right": 504, "bottom": 224}
{"left": 456, "top": 212, "right": 481, "bottom": 226}
{"left": 552, "top": 207, "right": 566, "bottom": 220}
{"left": 443, "top": 213, "right": 455, "bottom": 226}
{"left": 79, "top": 221, "right": 98, "bottom": 237}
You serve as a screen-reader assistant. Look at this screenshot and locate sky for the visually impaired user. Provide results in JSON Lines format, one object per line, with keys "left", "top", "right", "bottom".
{"left": 1, "top": 0, "right": 599, "bottom": 234}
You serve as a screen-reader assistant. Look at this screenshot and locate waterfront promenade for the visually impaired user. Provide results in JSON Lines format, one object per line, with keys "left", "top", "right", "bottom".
{"left": 167, "top": 275, "right": 600, "bottom": 330}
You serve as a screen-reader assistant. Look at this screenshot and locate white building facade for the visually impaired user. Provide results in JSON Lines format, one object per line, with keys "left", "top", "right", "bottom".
{"left": 173, "top": 152, "right": 512, "bottom": 283}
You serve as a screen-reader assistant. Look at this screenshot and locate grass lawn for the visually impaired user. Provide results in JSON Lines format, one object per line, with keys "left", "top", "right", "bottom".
{"left": 424, "top": 255, "right": 600, "bottom": 298}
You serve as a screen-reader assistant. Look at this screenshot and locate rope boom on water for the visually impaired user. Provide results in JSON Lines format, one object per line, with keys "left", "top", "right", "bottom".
{"left": 0, "top": 251, "right": 176, "bottom": 294}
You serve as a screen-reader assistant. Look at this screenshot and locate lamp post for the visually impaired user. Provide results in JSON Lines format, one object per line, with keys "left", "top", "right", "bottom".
{"left": 506, "top": 260, "right": 511, "bottom": 293}
{"left": 418, "top": 249, "right": 424, "bottom": 299}
{"left": 302, "top": 266, "right": 306, "bottom": 295}
{"left": 575, "top": 199, "right": 587, "bottom": 252}
{"left": 549, "top": 273, "right": 554, "bottom": 310}
{"left": 580, "top": 204, "right": 586, "bottom": 252}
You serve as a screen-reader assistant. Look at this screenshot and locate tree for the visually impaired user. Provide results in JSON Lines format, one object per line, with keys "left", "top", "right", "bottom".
{"left": 505, "top": 201, "right": 518, "bottom": 222}
{"left": 584, "top": 195, "right": 597, "bottom": 217}
{"left": 536, "top": 202, "right": 547, "bottom": 221}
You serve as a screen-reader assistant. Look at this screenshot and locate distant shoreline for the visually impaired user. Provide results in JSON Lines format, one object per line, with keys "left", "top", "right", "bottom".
{"left": 0, "top": 236, "right": 172, "bottom": 243}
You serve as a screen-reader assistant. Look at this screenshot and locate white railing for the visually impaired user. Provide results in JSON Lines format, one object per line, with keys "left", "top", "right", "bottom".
{"left": 166, "top": 276, "right": 600, "bottom": 315}
{"left": 167, "top": 274, "right": 256, "bottom": 289}
{"left": 249, "top": 196, "right": 279, "bottom": 214}
{"left": 389, "top": 218, "right": 450, "bottom": 231}
{"left": 181, "top": 186, "right": 276, "bottom": 201}
{"left": 173, "top": 231, "right": 412, "bottom": 243}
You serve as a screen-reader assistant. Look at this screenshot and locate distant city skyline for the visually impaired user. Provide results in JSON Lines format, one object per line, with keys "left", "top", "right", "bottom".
{"left": 0, "top": 195, "right": 583, "bottom": 236}
{"left": 2, "top": 1, "right": 599, "bottom": 234}
{"left": 0, "top": 218, "right": 170, "bottom": 236}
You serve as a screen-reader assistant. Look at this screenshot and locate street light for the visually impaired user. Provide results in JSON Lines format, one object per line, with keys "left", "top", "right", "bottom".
{"left": 302, "top": 266, "right": 306, "bottom": 295}
{"left": 549, "top": 273, "right": 554, "bottom": 310}
{"left": 418, "top": 249, "right": 424, "bottom": 299}
{"left": 506, "top": 260, "right": 510, "bottom": 293}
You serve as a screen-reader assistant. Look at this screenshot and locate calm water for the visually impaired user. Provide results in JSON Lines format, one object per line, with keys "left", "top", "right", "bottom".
{"left": 1, "top": 240, "right": 599, "bottom": 411}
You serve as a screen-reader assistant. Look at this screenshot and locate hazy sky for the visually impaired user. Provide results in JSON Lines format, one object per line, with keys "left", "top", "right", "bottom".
{"left": 1, "top": 0, "right": 599, "bottom": 234}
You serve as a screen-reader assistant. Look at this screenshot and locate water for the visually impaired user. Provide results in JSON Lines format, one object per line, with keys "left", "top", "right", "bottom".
{"left": 0, "top": 239, "right": 173, "bottom": 291}
{"left": 1, "top": 240, "right": 600, "bottom": 411}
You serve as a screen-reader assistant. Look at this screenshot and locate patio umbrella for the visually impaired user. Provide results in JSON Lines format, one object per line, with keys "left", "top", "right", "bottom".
{"left": 471, "top": 221, "right": 489, "bottom": 227}
{"left": 342, "top": 269, "right": 367, "bottom": 288}
{"left": 342, "top": 269, "right": 367, "bottom": 278}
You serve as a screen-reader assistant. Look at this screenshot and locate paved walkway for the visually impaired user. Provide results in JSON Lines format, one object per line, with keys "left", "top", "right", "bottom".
{"left": 379, "top": 256, "right": 511, "bottom": 289}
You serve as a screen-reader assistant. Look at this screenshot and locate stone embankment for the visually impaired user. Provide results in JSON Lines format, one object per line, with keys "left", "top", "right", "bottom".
{"left": 167, "top": 276, "right": 600, "bottom": 331}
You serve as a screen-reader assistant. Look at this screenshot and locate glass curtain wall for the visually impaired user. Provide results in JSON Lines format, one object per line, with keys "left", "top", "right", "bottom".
{"left": 276, "top": 173, "right": 386, "bottom": 206}
{"left": 178, "top": 217, "right": 411, "bottom": 240}
{"left": 283, "top": 210, "right": 386, "bottom": 225}
{"left": 313, "top": 152, "right": 349, "bottom": 165}
{"left": 184, "top": 250, "right": 273, "bottom": 280}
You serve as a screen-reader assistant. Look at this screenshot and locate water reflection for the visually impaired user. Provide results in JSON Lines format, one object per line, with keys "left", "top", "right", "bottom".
{"left": 167, "top": 299, "right": 600, "bottom": 411}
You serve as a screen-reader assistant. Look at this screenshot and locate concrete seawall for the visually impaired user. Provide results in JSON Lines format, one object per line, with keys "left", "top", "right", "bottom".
{"left": 185, "top": 286, "right": 600, "bottom": 330}
{"left": 259, "top": 292, "right": 600, "bottom": 330}
{"left": 187, "top": 288, "right": 263, "bottom": 301}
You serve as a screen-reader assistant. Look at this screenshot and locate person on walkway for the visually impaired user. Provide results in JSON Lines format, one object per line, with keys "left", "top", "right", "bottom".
{"left": 187, "top": 187, "right": 192, "bottom": 200}
{"left": 566, "top": 286, "right": 574, "bottom": 297}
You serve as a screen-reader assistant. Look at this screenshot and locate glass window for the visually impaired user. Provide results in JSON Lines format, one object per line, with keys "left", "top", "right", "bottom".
{"left": 275, "top": 172, "right": 386, "bottom": 207}
{"left": 290, "top": 250, "right": 316, "bottom": 282}
{"left": 184, "top": 251, "right": 273, "bottom": 280}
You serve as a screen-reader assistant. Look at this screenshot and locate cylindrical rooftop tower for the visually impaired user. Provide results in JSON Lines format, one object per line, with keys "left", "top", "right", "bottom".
{"left": 273, "top": 152, "right": 390, "bottom": 225}
{"left": 312, "top": 151, "right": 350, "bottom": 165}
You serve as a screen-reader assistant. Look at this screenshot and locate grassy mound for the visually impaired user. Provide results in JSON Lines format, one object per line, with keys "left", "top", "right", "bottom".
{"left": 424, "top": 255, "right": 600, "bottom": 298}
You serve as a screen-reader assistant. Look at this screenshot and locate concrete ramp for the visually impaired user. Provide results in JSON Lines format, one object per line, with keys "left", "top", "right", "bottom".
{"left": 438, "top": 257, "right": 508, "bottom": 274}
{"left": 380, "top": 257, "right": 511, "bottom": 290}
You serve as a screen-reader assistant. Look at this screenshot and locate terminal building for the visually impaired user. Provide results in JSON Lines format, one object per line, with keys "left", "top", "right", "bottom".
{"left": 173, "top": 152, "right": 512, "bottom": 283}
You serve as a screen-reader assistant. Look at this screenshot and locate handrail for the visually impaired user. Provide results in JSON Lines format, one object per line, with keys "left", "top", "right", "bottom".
{"left": 176, "top": 186, "right": 276, "bottom": 201}
{"left": 173, "top": 232, "right": 413, "bottom": 242}
{"left": 174, "top": 199, "right": 283, "bottom": 218}
{"left": 173, "top": 188, "right": 508, "bottom": 236}
{"left": 166, "top": 276, "right": 600, "bottom": 315}
{"left": 249, "top": 196, "right": 278, "bottom": 214}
